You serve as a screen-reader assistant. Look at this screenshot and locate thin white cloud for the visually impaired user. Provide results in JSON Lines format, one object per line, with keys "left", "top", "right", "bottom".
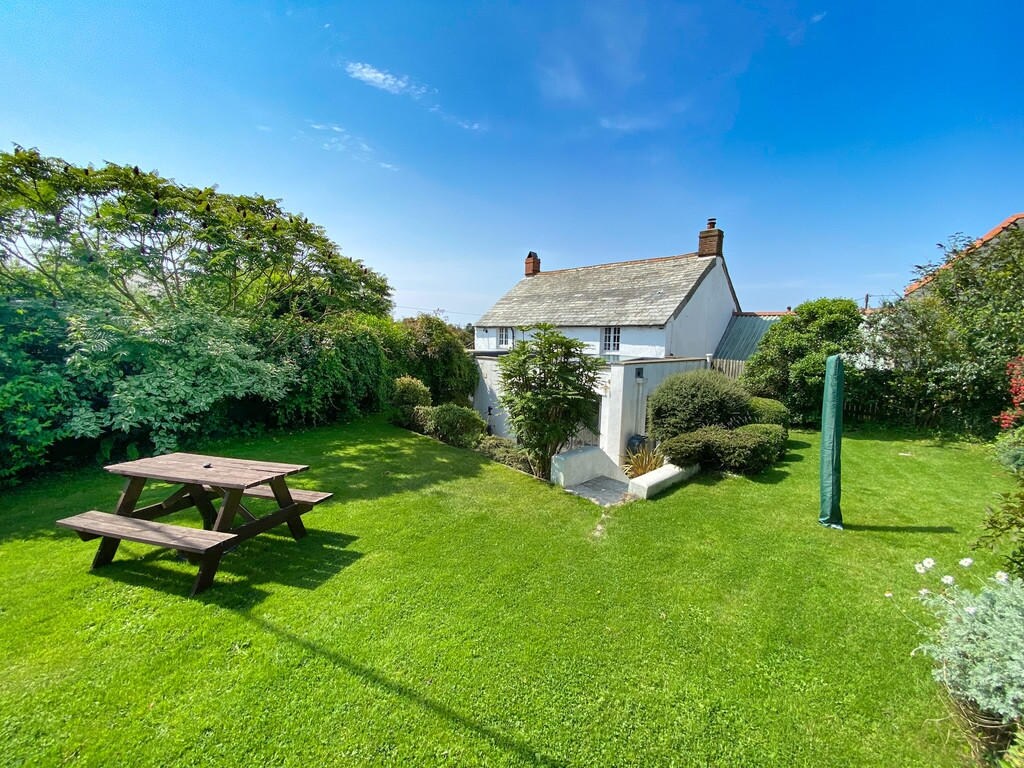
{"left": 538, "top": 56, "right": 586, "bottom": 103}
{"left": 306, "top": 121, "right": 374, "bottom": 161}
{"left": 255, "top": 125, "right": 272, "bottom": 132}
{"left": 342, "top": 60, "right": 485, "bottom": 132}
{"left": 810, "top": 12, "right": 827, "bottom": 24}
{"left": 378, "top": 162, "right": 399, "bottom": 171}
{"left": 345, "top": 62, "right": 428, "bottom": 98}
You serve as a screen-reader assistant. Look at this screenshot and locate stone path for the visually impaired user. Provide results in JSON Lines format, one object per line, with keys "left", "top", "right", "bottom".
{"left": 565, "top": 475, "right": 634, "bottom": 507}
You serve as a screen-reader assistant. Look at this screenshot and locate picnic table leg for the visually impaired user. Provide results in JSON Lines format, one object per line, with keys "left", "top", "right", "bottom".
{"left": 191, "top": 551, "right": 223, "bottom": 596}
{"left": 92, "top": 476, "right": 146, "bottom": 568}
{"left": 269, "top": 477, "right": 307, "bottom": 540}
{"left": 185, "top": 483, "right": 219, "bottom": 530}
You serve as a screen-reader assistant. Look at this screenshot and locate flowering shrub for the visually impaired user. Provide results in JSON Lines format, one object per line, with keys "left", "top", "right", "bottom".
{"left": 995, "top": 357, "right": 1024, "bottom": 430}
{"left": 892, "top": 556, "right": 1024, "bottom": 761}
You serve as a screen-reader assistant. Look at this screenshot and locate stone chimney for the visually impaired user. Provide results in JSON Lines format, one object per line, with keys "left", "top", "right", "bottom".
{"left": 698, "top": 217, "right": 724, "bottom": 257}
{"left": 524, "top": 250, "right": 541, "bottom": 277}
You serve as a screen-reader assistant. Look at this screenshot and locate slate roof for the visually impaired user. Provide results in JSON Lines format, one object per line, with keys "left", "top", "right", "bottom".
{"left": 713, "top": 312, "right": 783, "bottom": 360}
{"left": 478, "top": 253, "right": 720, "bottom": 327}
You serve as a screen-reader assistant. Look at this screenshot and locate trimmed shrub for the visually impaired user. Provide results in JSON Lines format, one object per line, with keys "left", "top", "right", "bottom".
{"left": 750, "top": 396, "right": 790, "bottom": 427}
{"left": 718, "top": 426, "right": 779, "bottom": 475}
{"left": 736, "top": 422, "right": 788, "bottom": 461}
{"left": 661, "top": 426, "right": 730, "bottom": 468}
{"left": 995, "top": 426, "right": 1024, "bottom": 474}
{"left": 476, "top": 435, "right": 532, "bottom": 473}
{"left": 422, "top": 403, "right": 486, "bottom": 448}
{"left": 390, "top": 376, "right": 432, "bottom": 429}
{"left": 648, "top": 370, "right": 752, "bottom": 442}
{"left": 411, "top": 405, "right": 434, "bottom": 435}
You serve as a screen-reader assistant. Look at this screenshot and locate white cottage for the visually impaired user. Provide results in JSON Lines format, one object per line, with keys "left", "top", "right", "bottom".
{"left": 473, "top": 219, "right": 743, "bottom": 485}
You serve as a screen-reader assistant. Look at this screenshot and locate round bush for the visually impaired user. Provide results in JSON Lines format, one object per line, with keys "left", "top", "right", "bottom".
{"left": 734, "top": 423, "right": 787, "bottom": 462}
{"left": 411, "top": 405, "right": 434, "bottom": 435}
{"left": 661, "top": 426, "right": 730, "bottom": 468}
{"left": 477, "top": 435, "right": 532, "bottom": 473}
{"left": 648, "top": 370, "right": 752, "bottom": 442}
{"left": 390, "top": 376, "right": 431, "bottom": 429}
{"left": 717, "top": 427, "right": 778, "bottom": 475}
{"left": 425, "top": 403, "right": 486, "bottom": 448}
{"left": 749, "top": 397, "right": 790, "bottom": 427}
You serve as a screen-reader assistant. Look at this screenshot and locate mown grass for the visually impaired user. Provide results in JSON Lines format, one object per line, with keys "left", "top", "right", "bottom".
{"left": 0, "top": 418, "right": 1011, "bottom": 766}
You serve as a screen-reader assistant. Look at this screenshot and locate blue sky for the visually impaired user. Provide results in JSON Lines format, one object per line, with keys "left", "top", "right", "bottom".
{"left": 1, "top": 1, "right": 1022, "bottom": 320}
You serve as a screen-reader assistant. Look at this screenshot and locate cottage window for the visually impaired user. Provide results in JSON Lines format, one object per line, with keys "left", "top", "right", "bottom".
{"left": 497, "top": 327, "right": 513, "bottom": 348}
{"left": 602, "top": 326, "right": 621, "bottom": 352}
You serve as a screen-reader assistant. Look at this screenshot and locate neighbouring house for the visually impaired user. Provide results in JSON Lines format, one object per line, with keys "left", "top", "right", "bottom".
{"left": 904, "top": 212, "right": 1024, "bottom": 297}
{"left": 473, "top": 218, "right": 752, "bottom": 485}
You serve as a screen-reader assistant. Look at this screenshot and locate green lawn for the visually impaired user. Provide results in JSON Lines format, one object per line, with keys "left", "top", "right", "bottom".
{"left": 0, "top": 419, "right": 1011, "bottom": 766}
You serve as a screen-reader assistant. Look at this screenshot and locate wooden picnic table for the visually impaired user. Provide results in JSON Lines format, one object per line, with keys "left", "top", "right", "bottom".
{"left": 57, "top": 452, "right": 332, "bottom": 596}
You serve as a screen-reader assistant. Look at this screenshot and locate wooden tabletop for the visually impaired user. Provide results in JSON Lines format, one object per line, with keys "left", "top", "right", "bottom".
{"left": 105, "top": 452, "right": 309, "bottom": 490}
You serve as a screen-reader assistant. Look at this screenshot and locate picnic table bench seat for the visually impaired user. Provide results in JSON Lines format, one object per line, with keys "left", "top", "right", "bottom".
{"left": 57, "top": 510, "right": 238, "bottom": 554}
{"left": 202, "top": 484, "right": 333, "bottom": 506}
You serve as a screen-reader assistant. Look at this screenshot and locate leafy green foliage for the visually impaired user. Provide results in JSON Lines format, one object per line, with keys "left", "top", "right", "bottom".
{"left": 647, "top": 369, "right": 752, "bottom": 442}
{"left": 0, "top": 147, "right": 392, "bottom": 320}
{"left": 0, "top": 297, "right": 72, "bottom": 485}
{"left": 864, "top": 229, "right": 1024, "bottom": 433}
{"left": 742, "top": 298, "right": 864, "bottom": 423}
{"left": 64, "top": 308, "right": 291, "bottom": 454}
{"left": 978, "top": 479, "right": 1024, "bottom": 578}
{"left": 400, "top": 314, "right": 478, "bottom": 405}
{"left": 498, "top": 324, "right": 603, "bottom": 479}
{"left": 749, "top": 396, "right": 790, "bottom": 427}
{"left": 420, "top": 403, "right": 486, "bottom": 448}
{"left": 996, "top": 427, "right": 1024, "bottom": 475}
{"left": 474, "top": 435, "right": 532, "bottom": 473}
{"left": 390, "top": 376, "right": 432, "bottom": 430}
{"left": 918, "top": 574, "right": 1024, "bottom": 724}
{"left": 661, "top": 423, "right": 784, "bottom": 475}
{"left": 661, "top": 426, "right": 730, "bottom": 468}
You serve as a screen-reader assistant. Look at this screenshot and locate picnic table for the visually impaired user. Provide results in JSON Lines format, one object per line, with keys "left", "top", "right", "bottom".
{"left": 56, "top": 452, "right": 333, "bottom": 596}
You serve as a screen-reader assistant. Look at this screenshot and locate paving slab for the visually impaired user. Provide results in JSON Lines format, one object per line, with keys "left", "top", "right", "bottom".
{"left": 565, "top": 475, "right": 634, "bottom": 507}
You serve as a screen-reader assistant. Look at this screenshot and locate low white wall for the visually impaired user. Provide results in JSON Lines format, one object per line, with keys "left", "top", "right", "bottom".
{"left": 627, "top": 463, "right": 699, "bottom": 499}
{"left": 551, "top": 446, "right": 628, "bottom": 488}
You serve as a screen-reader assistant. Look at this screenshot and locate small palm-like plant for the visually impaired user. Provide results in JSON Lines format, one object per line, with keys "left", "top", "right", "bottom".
{"left": 624, "top": 444, "right": 665, "bottom": 478}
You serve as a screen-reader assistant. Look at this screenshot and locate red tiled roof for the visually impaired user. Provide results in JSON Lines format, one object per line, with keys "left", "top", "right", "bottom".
{"left": 904, "top": 213, "right": 1024, "bottom": 296}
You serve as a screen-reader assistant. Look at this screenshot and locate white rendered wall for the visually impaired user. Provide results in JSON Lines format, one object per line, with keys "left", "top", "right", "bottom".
{"left": 665, "top": 258, "right": 738, "bottom": 358}
{"left": 472, "top": 357, "right": 511, "bottom": 437}
{"left": 477, "top": 325, "right": 667, "bottom": 358}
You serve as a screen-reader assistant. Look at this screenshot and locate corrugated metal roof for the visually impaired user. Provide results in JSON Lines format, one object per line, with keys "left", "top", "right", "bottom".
{"left": 713, "top": 314, "right": 780, "bottom": 360}
{"left": 477, "top": 253, "right": 717, "bottom": 327}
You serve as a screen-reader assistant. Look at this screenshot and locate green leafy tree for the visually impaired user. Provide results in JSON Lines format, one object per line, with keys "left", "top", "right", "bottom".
{"left": 741, "top": 298, "right": 864, "bottom": 422}
{"left": 864, "top": 228, "right": 1024, "bottom": 432}
{"left": 401, "top": 314, "right": 478, "bottom": 405}
{"left": 498, "top": 325, "right": 603, "bottom": 479}
{"left": 0, "top": 146, "right": 392, "bottom": 320}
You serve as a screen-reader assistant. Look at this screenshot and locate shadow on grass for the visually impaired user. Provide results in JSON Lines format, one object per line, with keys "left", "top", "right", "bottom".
{"left": 1, "top": 418, "right": 489, "bottom": 542}
{"left": 244, "top": 615, "right": 568, "bottom": 768}
{"left": 95, "top": 528, "right": 363, "bottom": 606}
{"left": 843, "top": 523, "right": 957, "bottom": 534}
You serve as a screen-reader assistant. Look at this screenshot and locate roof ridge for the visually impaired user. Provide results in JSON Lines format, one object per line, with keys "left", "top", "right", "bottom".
{"left": 904, "top": 212, "right": 1024, "bottom": 296}
{"left": 537, "top": 251, "right": 704, "bottom": 275}
{"left": 734, "top": 311, "right": 790, "bottom": 317}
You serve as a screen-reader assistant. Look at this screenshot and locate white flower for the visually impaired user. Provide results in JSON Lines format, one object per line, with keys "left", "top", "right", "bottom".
{"left": 919, "top": 588, "right": 930, "bottom": 596}
{"left": 958, "top": 557, "right": 973, "bottom": 568}
{"left": 941, "top": 575, "right": 955, "bottom": 586}
{"left": 914, "top": 562, "right": 926, "bottom": 574}
{"left": 995, "top": 571, "right": 1009, "bottom": 583}
{"left": 965, "top": 606, "right": 977, "bottom": 615}
{"left": 922, "top": 558, "right": 936, "bottom": 570}
{"left": 884, "top": 591, "right": 893, "bottom": 598}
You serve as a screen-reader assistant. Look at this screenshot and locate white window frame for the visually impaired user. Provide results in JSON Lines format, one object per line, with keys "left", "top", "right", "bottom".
{"left": 497, "top": 327, "right": 513, "bottom": 348}
{"left": 602, "top": 326, "right": 621, "bottom": 352}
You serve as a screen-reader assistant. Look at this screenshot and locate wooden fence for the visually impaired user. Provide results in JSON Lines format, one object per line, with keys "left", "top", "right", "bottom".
{"left": 710, "top": 358, "right": 746, "bottom": 379}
